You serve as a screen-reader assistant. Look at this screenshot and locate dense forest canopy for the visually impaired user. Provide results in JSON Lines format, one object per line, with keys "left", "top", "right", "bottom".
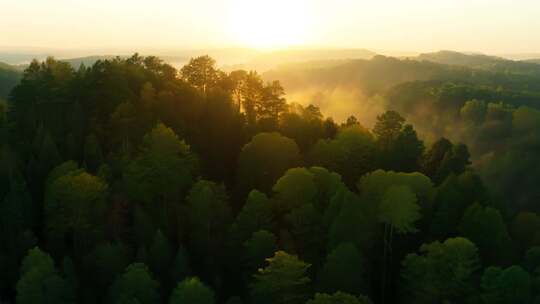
{"left": 1, "top": 52, "right": 540, "bottom": 304}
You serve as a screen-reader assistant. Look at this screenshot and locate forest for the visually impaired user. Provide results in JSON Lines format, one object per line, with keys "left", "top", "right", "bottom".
{"left": 1, "top": 52, "right": 540, "bottom": 304}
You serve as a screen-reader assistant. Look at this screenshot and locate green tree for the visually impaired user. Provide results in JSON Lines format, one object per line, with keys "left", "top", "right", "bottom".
{"left": 481, "top": 265, "right": 531, "bottom": 304}
{"left": 273, "top": 168, "right": 317, "bottom": 213}
{"left": 309, "top": 125, "right": 375, "bottom": 186}
{"left": 244, "top": 230, "right": 278, "bottom": 273}
{"left": 251, "top": 251, "right": 311, "bottom": 304}
{"left": 44, "top": 167, "right": 108, "bottom": 253}
{"left": 109, "top": 263, "right": 160, "bottom": 304}
{"left": 317, "top": 243, "right": 368, "bottom": 295}
{"left": 169, "top": 277, "right": 215, "bottom": 304}
{"left": 373, "top": 111, "right": 424, "bottom": 171}
{"left": 125, "top": 123, "right": 196, "bottom": 205}
{"left": 306, "top": 292, "right": 372, "bottom": 304}
{"left": 234, "top": 190, "right": 274, "bottom": 242}
{"left": 460, "top": 203, "right": 512, "bottom": 265}
{"left": 511, "top": 212, "right": 540, "bottom": 252}
{"left": 460, "top": 99, "right": 487, "bottom": 125}
{"left": 401, "top": 237, "right": 480, "bottom": 303}
{"left": 16, "top": 247, "right": 73, "bottom": 304}
{"left": 327, "top": 191, "right": 374, "bottom": 251}
{"left": 149, "top": 230, "right": 173, "bottom": 284}
{"left": 170, "top": 247, "right": 191, "bottom": 284}
{"left": 373, "top": 110, "right": 405, "bottom": 145}
{"left": 421, "top": 138, "right": 453, "bottom": 180}
{"left": 185, "top": 180, "right": 232, "bottom": 274}
{"left": 83, "top": 242, "right": 130, "bottom": 301}
{"left": 378, "top": 185, "right": 421, "bottom": 303}
{"left": 83, "top": 133, "right": 104, "bottom": 171}
{"left": 236, "top": 132, "right": 301, "bottom": 195}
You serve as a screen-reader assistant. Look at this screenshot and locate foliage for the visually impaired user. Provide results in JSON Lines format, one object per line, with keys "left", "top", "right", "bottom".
{"left": 109, "top": 263, "right": 160, "bottom": 304}
{"left": 169, "top": 277, "right": 215, "bottom": 304}
{"left": 251, "top": 251, "right": 311, "bottom": 304}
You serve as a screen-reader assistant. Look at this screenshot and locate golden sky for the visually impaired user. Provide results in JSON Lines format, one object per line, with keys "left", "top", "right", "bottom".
{"left": 1, "top": 0, "right": 539, "bottom": 54}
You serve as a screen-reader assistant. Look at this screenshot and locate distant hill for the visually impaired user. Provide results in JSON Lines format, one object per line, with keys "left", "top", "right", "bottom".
{"left": 416, "top": 50, "right": 505, "bottom": 67}
{"left": 224, "top": 48, "right": 376, "bottom": 72}
{"left": 415, "top": 50, "right": 540, "bottom": 76}
{"left": 524, "top": 58, "right": 540, "bottom": 65}
{"left": 61, "top": 56, "right": 118, "bottom": 68}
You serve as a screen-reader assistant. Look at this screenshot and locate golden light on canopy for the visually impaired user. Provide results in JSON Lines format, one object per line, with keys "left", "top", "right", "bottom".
{"left": 228, "top": 0, "right": 314, "bottom": 49}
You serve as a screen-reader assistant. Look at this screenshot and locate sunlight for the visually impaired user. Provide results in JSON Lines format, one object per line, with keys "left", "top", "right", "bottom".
{"left": 228, "top": 0, "right": 313, "bottom": 49}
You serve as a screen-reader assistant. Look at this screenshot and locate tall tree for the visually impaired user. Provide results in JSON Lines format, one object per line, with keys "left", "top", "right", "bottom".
{"left": 251, "top": 251, "right": 311, "bottom": 304}
{"left": 44, "top": 165, "right": 108, "bottom": 254}
{"left": 16, "top": 247, "right": 73, "bottom": 304}
{"left": 401, "top": 237, "right": 480, "bottom": 304}
{"left": 181, "top": 55, "right": 219, "bottom": 93}
{"left": 236, "top": 132, "right": 301, "bottom": 196}
{"left": 185, "top": 180, "right": 232, "bottom": 277}
{"left": 481, "top": 266, "right": 531, "bottom": 304}
{"left": 317, "top": 243, "right": 369, "bottom": 296}
{"left": 109, "top": 263, "right": 160, "bottom": 304}
{"left": 460, "top": 203, "right": 512, "bottom": 265}
{"left": 169, "top": 277, "right": 215, "bottom": 304}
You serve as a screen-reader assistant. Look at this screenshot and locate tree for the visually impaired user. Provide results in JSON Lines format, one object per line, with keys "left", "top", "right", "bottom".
{"left": 236, "top": 132, "right": 301, "bottom": 196}
{"left": 44, "top": 166, "right": 108, "bottom": 253}
{"left": 373, "top": 111, "right": 423, "bottom": 171}
{"left": 317, "top": 243, "right": 368, "bottom": 295}
{"left": 511, "top": 212, "right": 540, "bottom": 252}
{"left": 185, "top": 180, "right": 232, "bottom": 274}
{"left": 421, "top": 138, "right": 453, "bottom": 180}
{"left": 241, "top": 71, "right": 264, "bottom": 126}
{"left": 401, "top": 237, "right": 480, "bottom": 304}
{"left": 373, "top": 110, "right": 405, "bottom": 147}
{"left": 83, "top": 133, "right": 104, "bottom": 171}
{"left": 257, "top": 80, "right": 287, "bottom": 126}
{"left": 379, "top": 185, "right": 421, "bottom": 234}
{"left": 251, "top": 251, "right": 311, "bottom": 304}
{"left": 170, "top": 247, "right": 191, "bottom": 285}
{"left": 308, "top": 125, "right": 376, "bottom": 186}
{"left": 16, "top": 247, "right": 73, "bottom": 304}
{"left": 460, "top": 203, "right": 512, "bottom": 265}
{"left": 124, "top": 123, "right": 196, "bottom": 205}
{"left": 461, "top": 99, "right": 487, "bottom": 125}
{"left": 306, "top": 292, "right": 372, "bottom": 304}
{"left": 429, "top": 171, "right": 489, "bottom": 238}
{"left": 435, "top": 144, "right": 471, "bottom": 184}
{"left": 169, "top": 277, "right": 214, "bottom": 304}
{"left": 356, "top": 169, "right": 434, "bottom": 220}
{"left": 392, "top": 124, "right": 424, "bottom": 172}
{"left": 378, "top": 185, "right": 421, "bottom": 303}
{"left": 327, "top": 191, "right": 375, "bottom": 252}
{"left": 181, "top": 55, "right": 219, "bottom": 93}
{"left": 279, "top": 103, "right": 326, "bottom": 152}
{"left": 149, "top": 230, "right": 173, "bottom": 284}
{"left": 109, "top": 263, "right": 160, "bottom": 304}
{"left": 481, "top": 265, "right": 532, "bottom": 304}
{"left": 273, "top": 168, "right": 317, "bottom": 213}
{"left": 83, "top": 242, "right": 130, "bottom": 301}
{"left": 243, "top": 230, "right": 278, "bottom": 273}
{"left": 234, "top": 190, "right": 274, "bottom": 242}
{"left": 0, "top": 172, "right": 36, "bottom": 248}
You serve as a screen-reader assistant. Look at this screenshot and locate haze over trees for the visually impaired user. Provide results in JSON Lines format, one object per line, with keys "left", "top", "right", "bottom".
{"left": 1, "top": 51, "right": 540, "bottom": 304}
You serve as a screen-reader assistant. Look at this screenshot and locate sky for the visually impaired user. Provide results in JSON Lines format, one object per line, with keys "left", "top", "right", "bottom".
{"left": 1, "top": 0, "right": 540, "bottom": 54}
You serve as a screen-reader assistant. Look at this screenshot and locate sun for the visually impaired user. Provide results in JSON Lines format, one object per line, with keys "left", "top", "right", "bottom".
{"left": 228, "top": 0, "right": 313, "bottom": 50}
